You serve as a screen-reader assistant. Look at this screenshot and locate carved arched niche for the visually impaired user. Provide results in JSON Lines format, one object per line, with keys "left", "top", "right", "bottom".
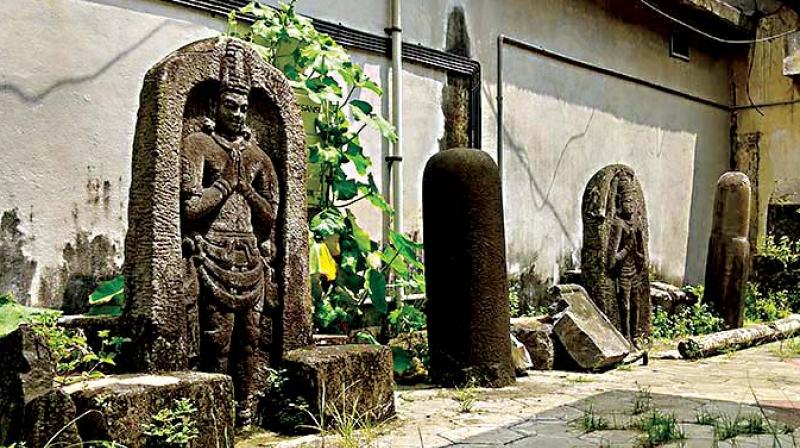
{"left": 123, "top": 37, "right": 311, "bottom": 372}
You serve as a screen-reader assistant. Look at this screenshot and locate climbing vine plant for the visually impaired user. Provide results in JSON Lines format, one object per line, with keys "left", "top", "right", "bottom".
{"left": 226, "top": 1, "right": 425, "bottom": 334}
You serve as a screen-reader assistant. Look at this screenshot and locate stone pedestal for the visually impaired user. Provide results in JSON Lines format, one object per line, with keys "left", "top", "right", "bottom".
{"left": 705, "top": 171, "right": 751, "bottom": 329}
{"left": 63, "top": 372, "right": 234, "bottom": 448}
{"left": 422, "top": 148, "right": 514, "bottom": 387}
{"left": 282, "top": 345, "right": 395, "bottom": 425}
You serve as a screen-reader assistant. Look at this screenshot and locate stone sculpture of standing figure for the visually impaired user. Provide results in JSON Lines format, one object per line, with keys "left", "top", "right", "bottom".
{"left": 180, "top": 40, "right": 279, "bottom": 425}
{"left": 607, "top": 173, "right": 646, "bottom": 341}
{"left": 124, "top": 36, "right": 313, "bottom": 427}
{"left": 582, "top": 165, "right": 651, "bottom": 344}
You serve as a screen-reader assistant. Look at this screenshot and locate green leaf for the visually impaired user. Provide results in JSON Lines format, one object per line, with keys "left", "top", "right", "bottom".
{"left": 346, "top": 211, "right": 373, "bottom": 252}
{"left": 86, "top": 304, "right": 122, "bottom": 317}
{"left": 358, "top": 175, "right": 393, "bottom": 215}
{"left": 354, "top": 331, "right": 379, "bottom": 345}
{"left": 88, "top": 276, "right": 125, "bottom": 306}
{"left": 381, "top": 247, "right": 408, "bottom": 277}
{"left": 367, "top": 269, "right": 387, "bottom": 314}
{"left": 389, "top": 231, "right": 424, "bottom": 269}
{"left": 310, "top": 208, "right": 346, "bottom": 238}
{"left": 346, "top": 142, "right": 371, "bottom": 176}
{"left": 333, "top": 177, "right": 359, "bottom": 201}
{"left": 391, "top": 346, "right": 413, "bottom": 374}
{"left": 350, "top": 99, "right": 373, "bottom": 116}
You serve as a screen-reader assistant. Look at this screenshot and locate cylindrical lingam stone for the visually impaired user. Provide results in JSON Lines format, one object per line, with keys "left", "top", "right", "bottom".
{"left": 422, "top": 148, "right": 515, "bottom": 387}
{"left": 705, "top": 171, "right": 751, "bottom": 329}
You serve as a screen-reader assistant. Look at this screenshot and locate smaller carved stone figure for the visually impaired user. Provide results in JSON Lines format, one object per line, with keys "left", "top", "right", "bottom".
{"left": 180, "top": 40, "right": 279, "bottom": 425}
{"left": 581, "top": 164, "right": 651, "bottom": 344}
{"left": 607, "top": 173, "right": 646, "bottom": 342}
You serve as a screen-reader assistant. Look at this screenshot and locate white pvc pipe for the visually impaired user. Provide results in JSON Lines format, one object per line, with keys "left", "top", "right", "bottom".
{"left": 390, "top": 0, "right": 404, "bottom": 301}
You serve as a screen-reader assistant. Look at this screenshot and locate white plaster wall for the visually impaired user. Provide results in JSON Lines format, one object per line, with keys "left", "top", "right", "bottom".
{"left": 282, "top": 0, "right": 732, "bottom": 284}
{"left": 0, "top": 0, "right": 223, "bottom": 304}
{"left": 1, "top": 0, "right": 732, "bottom": 305}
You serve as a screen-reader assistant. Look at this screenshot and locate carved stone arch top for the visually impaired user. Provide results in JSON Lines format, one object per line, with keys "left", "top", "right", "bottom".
{"left": 123, "top": 36, "right": 311, "bottom": 371}
{"left": 580, "top": 164, "right": 651, "bottom": 341}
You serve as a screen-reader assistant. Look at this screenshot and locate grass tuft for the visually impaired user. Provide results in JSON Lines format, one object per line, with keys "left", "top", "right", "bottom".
{"left": 633, "top": 410, "right": 685, "bottom": 447}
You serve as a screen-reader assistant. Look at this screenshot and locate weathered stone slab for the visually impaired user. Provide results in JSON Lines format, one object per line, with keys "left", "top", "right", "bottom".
{"left": 0, "top": 325, "right": 54, "bottom": 445}
{"left": 510, "top": 317, "right": 554, "bottom": 370}
{"left": 551, "top": 285, "right": 630, "bottom": 370}
{"left": 63, "top": 372, "right": 234, "bottom": 448}
{"left": 283, "top": 345, "right": 395, "bottom": 425}
{"left": 422, "top": 148, "right": 514, "bottom": 387}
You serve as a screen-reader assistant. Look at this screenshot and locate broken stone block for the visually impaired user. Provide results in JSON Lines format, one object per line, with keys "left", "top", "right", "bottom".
{"left": 24, "top": 389, "right": 81, "bottom": 447}
{"left": 551, "top": 285, "right": 630, "bottom": 370}
{"left": 650, "top": 281, "right": 692, "bottom": 315}
{"left": 0, "top": 325, "right": 55, "bottom": 445}
{"left": 283, "top": 345, "right": 395, "bottom": 425}
{"left": 510, "top": 317, "right": 555, "bottom": 370}
{"left": 62, "top": 372, "right": 234, "bottom": 448}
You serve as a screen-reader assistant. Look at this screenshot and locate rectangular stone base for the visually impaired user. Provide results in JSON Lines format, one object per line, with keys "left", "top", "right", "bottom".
{"left": 62, "top": 372, "right": 234, "bottom": 448}
{"left": 283, "top": 345, "right": 395, "bottom": 426}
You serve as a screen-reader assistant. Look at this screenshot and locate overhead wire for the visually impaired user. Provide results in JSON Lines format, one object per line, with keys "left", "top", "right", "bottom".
{"left": 638, "top": 0, "right": 800, "bottom": 44}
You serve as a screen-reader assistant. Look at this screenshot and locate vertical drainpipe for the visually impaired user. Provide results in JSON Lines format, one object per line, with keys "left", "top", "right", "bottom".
{"left": 390, "top": 0, "right": 405, "bottom": 301}
{"left": 496, "top": 34, "right": 504, "bottom": 189}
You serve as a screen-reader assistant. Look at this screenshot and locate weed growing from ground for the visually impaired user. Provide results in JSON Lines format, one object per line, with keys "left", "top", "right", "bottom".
{"left": 773, "top": 337, "right": 800, "bottom": 359}
{"left": 301, "top": 381, "right": 389, "bottom": 448}
{"left": 632, "top": 384, "right": 653, "bottom": 415}
{"left": 633, "top": 410, "right": 684, "bottom": 447}
{"left": 453, "top": 380, "right": 479, "bottom": 414}
{"left": 695, "top": 409, "right": 720, "bottom": 426}
{"left": 702, "top": 411, "right": 770, "bottom": 441}
{"left": 580, "top": 404, "right": 610, "bottom": 433}
{"left": 567, "top": 375, "right": 595, "bottom": 384}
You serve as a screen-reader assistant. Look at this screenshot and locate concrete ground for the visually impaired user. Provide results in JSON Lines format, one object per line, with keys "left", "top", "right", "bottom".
{"left": 239, "top": 341, "right": 800, "bottom": 447}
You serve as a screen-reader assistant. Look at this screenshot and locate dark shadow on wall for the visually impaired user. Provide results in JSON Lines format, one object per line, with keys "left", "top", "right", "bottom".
{"left": 0, "top": 22, "right": 169, "bottom": 103}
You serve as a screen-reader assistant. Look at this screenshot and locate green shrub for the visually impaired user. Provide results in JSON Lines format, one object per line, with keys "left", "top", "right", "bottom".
{"left": 651, "top": 286, "right": 723, "bottom": 340}
{"left": 762, "top": 235, "right": 800, "bottom": 266}
{"left": 25, "top": 312, "right": 127, "bottom": 383}
{"left": 744, "top": 283, "right": 792, "bottom": 323}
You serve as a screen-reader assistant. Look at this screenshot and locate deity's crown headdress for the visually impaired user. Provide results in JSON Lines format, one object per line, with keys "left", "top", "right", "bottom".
{"left": 614, "top": 171, "right": 636, "bottom": 205}
{"left": 220, "top": 39, "right": 251, "bottom": 95}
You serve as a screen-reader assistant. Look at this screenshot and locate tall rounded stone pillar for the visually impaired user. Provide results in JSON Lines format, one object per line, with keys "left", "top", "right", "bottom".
{"left": 705, "top": 171, "right": 751, "bottom": 329}
{"left": 422, "top": 148, "right": 514, "bottom": 387}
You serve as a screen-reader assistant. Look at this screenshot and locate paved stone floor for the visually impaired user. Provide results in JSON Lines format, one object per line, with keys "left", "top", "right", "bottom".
{"left": 239, "top": 341, "right": 800, "bottom": 447}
